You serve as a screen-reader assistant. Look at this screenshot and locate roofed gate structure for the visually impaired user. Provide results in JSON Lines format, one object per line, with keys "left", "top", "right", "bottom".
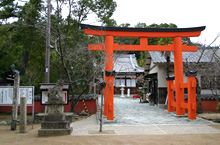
{"left": 80, "top": 24, "right": 205, "bottom": 120}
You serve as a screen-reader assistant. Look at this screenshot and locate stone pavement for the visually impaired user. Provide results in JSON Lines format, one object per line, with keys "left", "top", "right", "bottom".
{"left": 71, "top": 96, "right": 220, "bottom": 136}
{"left": 103, "top": 97, "right": 209, "bottom": 125}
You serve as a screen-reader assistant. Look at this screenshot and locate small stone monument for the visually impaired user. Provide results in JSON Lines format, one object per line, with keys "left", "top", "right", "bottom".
{"left": 19, "top": 97, "right": 27, "bottom": 133}
{"left": 127, "top": 88, "right": 130, "bottom": 97}
{"left": 120, "top": 84, "right": 125, "bottom": 97}
{"left": 38, "top": 80, "right": 73, "bottom": 136}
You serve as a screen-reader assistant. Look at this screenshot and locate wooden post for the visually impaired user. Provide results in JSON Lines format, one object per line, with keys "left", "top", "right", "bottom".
{"left": 173, "top": 37, "right": 185, "bottom": 115}
{"left": 19, "top": 97, "right": 27, "bottom": 133}
{"left": 167, "top": 76, "right": 175, "bottom": 112}
{"left": 104, "top": 36, "right": 114, "bottom": 120}
{"left": 187, "top": 73, "right": 197, "bottom": 119}
{"left": 11, "top": 73, "right": 20, "bottom": 131}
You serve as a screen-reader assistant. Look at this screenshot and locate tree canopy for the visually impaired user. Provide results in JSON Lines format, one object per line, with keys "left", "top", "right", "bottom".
{"left": 0, "top": 0, "right": 197, "bottom": 100}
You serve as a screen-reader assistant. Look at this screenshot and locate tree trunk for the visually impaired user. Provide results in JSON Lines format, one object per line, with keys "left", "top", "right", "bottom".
{"left": 166, "top": 56, "right": 170, "bottom": 77}
{"left": 196, "top": 77, "right": 203, "bottom": 113}
{"left": 20, "top": 50, "right": 29, "bottom": 75}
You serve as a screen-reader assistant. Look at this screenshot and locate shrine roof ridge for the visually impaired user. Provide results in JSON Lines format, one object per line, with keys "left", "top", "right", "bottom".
{"left": 80, "top": 24, "right": 206, "bottom": 32}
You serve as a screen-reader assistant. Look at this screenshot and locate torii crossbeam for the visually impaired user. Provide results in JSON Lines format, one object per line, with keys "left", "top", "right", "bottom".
{"left": 80, "top": 24, "right": 205, "bottom": 120}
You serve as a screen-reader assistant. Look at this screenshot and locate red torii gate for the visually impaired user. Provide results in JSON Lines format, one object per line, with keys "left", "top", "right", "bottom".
{"left": 80, "top": 24, "right": 205, "bottom": 120}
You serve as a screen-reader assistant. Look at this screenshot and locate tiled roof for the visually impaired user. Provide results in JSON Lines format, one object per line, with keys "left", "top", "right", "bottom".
{"left": 184, "top": 94, "right": 220, "bottom": 100}
{"left": 149, "top": 47, "right": 220, "bottom": 63}
{"left": 113, "top": 54, "right": 144, "bottom": 73}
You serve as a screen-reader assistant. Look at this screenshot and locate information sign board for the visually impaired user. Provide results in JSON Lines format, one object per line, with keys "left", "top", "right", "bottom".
{"left": 41, "top": 91, "right": 68, "bottom": 105}
{"left": 0, "top": 86, "right": 34, "bottom": 106}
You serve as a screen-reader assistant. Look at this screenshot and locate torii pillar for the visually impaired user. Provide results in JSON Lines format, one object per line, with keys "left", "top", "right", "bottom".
{"left": 80, "top": 24, "right": 205, "bottom": 120}
{"left": 173, "top": 37, "right": 185, "bottom": 115}
{"left": 104, "top": 36, "right": 114, "bottom": 120}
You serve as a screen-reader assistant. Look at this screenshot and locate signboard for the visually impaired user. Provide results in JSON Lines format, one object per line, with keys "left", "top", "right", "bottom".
{"left": 0, "top": 86, "right": 34, "bottom": 106}
{"left": 41, "top": 91, "right": 68, "bottom": 105}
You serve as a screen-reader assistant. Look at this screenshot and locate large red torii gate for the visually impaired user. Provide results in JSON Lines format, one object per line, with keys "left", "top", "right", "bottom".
{"left": 80, "top": 24, "right": 205, "bottom": 120}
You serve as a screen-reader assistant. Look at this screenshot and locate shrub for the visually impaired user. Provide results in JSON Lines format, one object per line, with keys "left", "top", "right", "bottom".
{"left": 217, "top": 103, "right": 220, "bottom": 113}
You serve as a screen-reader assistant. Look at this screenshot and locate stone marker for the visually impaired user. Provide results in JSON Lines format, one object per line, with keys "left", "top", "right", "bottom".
{"left": 38, "top": 80, "right": 73, "bottom": 136}
{"left": 11, "top": 72, "right": 20, "bottom": 131}
{"left": 19, "top": 97, "right": 27, "bottom": 133}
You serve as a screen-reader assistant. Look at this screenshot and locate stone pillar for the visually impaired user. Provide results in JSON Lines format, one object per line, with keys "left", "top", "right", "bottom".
{"left": 11, "top": 73, "right": 20, "bottom": 131}
{"left": 19, "top": 97, "right": 27, "bottom": 133}
{"left": 127, "top": 89, "right": 130, "bottom": 97}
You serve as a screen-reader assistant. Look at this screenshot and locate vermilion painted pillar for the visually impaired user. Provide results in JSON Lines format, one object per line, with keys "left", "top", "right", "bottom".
{"left": 187, "top": 76, "right": 197, "bottom": 119}
{"left": 173, "top": 37, "right": 185, "bottom": 115}
{"left": 167, "top": 79, "right": 174, "bottom": 112}
{"left": 104, "top": 36, "right": 114, "bottom": 120}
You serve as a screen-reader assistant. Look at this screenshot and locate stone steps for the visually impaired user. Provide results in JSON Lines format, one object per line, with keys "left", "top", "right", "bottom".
{"left": 41, "top": 121, "right": 70, "bottom": 129}
{"left": 38, "top": 127, "right": 73, "bottom": 137}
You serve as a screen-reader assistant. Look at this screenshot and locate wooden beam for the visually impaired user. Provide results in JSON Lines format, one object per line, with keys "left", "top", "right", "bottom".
{"left": 180, "top": 83, "right": 188, "bottom": 89}
{"left": 181, "top": 103, "right": 188, "bottom": 109}
{"left": 84, "top": 29, "right": 203, "bottom": 38}
{"left": 88, "top": 43, "right": 198, "bottom": 52}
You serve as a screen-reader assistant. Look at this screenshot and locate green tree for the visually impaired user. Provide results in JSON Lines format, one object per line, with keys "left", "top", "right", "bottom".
{"left": 0, "top": 0, "right": 45, "bottom": 94}
{"left": 0, "top": 0, "right": 18, "bottom": 21}
{"left": 50, "top": 0, "right": 117, "bottom": 111}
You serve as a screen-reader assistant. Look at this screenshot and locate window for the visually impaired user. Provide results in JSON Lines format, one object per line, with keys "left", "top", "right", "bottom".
{"left": 121, "top": 79, "right": 125, "bottom": 86}
{"left": 127, "top": 79, "right": 136, "bottom": 87}
{"left": 126, "top": 79, "right": 131, "bottom": 87}
{"left": 115, "top": 79, "right": 120, "bottom": 87}
{"left": 115, "top": 79, "right": 125, "bottom": 87}
{"left": 115, "top": 79, "right": 136, "bottom": 87}
{"left": 131, "top": 79, "right": 136, "bottom": 87}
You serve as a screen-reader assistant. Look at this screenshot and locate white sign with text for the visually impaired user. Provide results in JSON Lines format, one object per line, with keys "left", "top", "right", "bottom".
{"left": 0, "top": 86, "right": 34, "bottom": 106}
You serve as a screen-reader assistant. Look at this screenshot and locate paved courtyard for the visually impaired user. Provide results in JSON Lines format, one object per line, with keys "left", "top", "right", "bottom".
{"left": 71, "top": 96, "right": 220, "bottom": 136}
{"left": 102, "top": 96, "right": 210, "bottom": 125}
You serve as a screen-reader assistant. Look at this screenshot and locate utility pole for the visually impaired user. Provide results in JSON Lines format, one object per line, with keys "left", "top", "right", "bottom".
{"left": 45, "top": 0, "right": 51, "bottom": 83}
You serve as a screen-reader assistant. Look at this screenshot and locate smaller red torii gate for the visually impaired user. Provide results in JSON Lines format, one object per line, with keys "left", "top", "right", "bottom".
{"left": 80, "top": 24, "right": 205, "bottom": 120}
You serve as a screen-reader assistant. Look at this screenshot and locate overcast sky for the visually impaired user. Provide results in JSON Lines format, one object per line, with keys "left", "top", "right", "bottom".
{"left": 17, "top": 0, "right": 219, "bottom": 46}
{"left": 86, "top": 0, "right": 220, "bottom": 46}
{"left": 112, "top": 0, "right": 220, "bottom": 46}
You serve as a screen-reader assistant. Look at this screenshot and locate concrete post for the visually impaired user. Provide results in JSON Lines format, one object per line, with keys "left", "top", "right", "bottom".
{"left": 11, "top": 73, "right": 20, "bottom": 131}
{"left": 20, "top": 97, "right": 27, "bottom": 133}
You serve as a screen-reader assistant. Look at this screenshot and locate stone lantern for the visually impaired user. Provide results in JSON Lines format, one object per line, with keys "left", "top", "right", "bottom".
{"left": 120, "top": 84, "right": 125, "bottom": 97}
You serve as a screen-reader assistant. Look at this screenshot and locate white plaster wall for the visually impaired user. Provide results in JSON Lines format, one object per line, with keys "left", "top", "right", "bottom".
{"left": 149, "top": 61, "right": 159, "bottom": 74}
{"left": 158, "top": 65, "right": 167, "bottom": 88}
{"left": 183, "top": 73, "right": 188, "bottom": 83}
{"left": 148, "top": 63, "right": 204, "bottom": 88}
{"left": 149, "top": 62, "right": 167, "bottom": 88}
